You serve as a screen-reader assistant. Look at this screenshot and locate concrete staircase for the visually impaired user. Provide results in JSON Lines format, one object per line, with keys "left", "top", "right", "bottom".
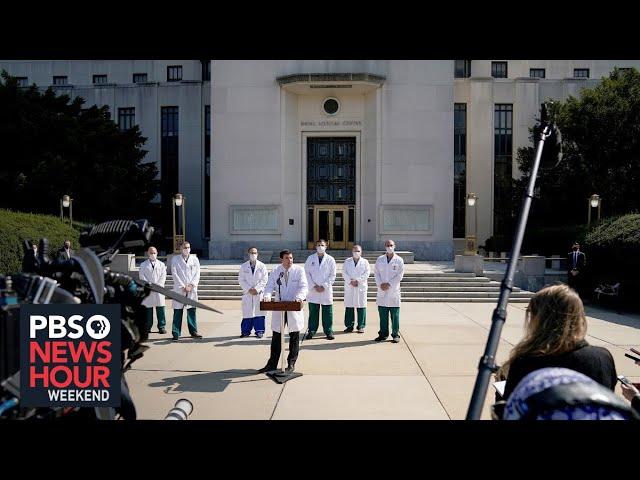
{"left": 163, "top": 270, "right": 534, "bottom": 303}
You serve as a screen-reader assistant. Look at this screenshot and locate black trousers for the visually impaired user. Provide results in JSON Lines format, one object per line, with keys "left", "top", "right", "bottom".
{"left": 568, "top": 271, "right": 582, "bottom": 294}
{"left": 266, "top": 316, "right": 300, "bottom": 367}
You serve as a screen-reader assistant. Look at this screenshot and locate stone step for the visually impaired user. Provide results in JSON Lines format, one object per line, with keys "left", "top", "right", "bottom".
{"left": 195, "top": 295, "right": 531, "bottom": 303}
{"left": 166, "top": 273, "right": 482, "bottom": 280}
{"left": 175, "top": 285, "right": 520, "bottom": 293}
{"left": 186, "top": 290, "right": 533, "bottom": 300}
{"left": 166, "top": 280, "right": 497, "bottom": 286}
{"left": 166, "top": 277, "right": 493, "bottom": 284}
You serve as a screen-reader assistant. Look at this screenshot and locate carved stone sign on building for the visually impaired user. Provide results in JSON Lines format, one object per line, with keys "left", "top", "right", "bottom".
{"left": 301, "top": 120, "right": 362, "bottom": 127}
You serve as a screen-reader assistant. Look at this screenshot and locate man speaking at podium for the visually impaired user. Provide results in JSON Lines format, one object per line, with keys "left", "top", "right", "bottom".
{"left": 258, "top": 250, "right": 308, "bottom": 373}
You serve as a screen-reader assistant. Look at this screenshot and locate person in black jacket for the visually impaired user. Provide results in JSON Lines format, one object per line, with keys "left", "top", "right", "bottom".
{"left": 57, "top": 239, "right": 75, "bottom": 262}
{"left": 21, "top": 241, "right": 40, "bottom": 273}
{"left": 496, "top": 283, "right": 617, "bottom": 401}
{"left": 620, "top": 357, "right": 640, "bottom": 415}
{"left": 567, "top": 242, "right": 586, "bottom": 295}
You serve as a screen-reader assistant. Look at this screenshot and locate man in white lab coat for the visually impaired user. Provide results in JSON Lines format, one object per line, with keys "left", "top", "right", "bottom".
{"left": 258, "top": 250, "right": 308, "bottom": 373}
{"left": 170, "top": 241, "right": 202, "bottom": 340}
{"left": 238, "top": 246, "right": 269, "bottom": 338}
{"left": 304, "top": 239, "right": 337, "bottom": 340}
{"left": 138, "top": 246, "right": 168, "bottom": 334}
{"left": 374, "top": 239, "right": 404, "bottom": 343}
{"left": 342, "top": 244, "right": 370, "bottom": 334}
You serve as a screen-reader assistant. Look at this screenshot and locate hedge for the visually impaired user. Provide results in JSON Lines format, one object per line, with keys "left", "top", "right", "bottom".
{"left": 584, "top": 213, "right": 640, "bottom": 248}
{"left": 583, "top": 213, "right": 640, "bottom": 292}
{"left": 0, "top": 209, "right": 81, "bottom": 275}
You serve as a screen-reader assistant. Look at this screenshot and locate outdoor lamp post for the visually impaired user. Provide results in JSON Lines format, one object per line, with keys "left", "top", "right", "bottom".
{"left": 173, "top": 193, "right": 186, "bottom": 253}
{"left": 60, "top": 195, "right": 73, "bottom": 225}
{"left": 587, "top": 194, "right": 601, "bottom": 226}
{"left": 465, "top": 193, "right": 478, "bottom": 255}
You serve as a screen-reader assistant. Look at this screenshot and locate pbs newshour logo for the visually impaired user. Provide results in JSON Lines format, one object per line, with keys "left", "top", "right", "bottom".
{"left": 20, "top": 305, "right": 121, "bottom": 408}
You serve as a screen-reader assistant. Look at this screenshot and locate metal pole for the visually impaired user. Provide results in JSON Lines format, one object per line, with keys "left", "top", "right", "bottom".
{"left": 475, "top": 202, "right": 478, "bottom": 253}
{"left": 280, "top": 311, "right": 286, "bottom": 373}
{"left": 587, "top": 198, "right": 592, "bottom": 226}
{"left": 69, "top": 200, "right": 73, "bottom": 226}
{"left": 466, "top": 120, "right": 552, "bottom": 420}
{"left": 60, "top": 199, "right": 63, "bottom": 221}
{"left": 172, "top": 198, "right": 177, "bottom": 253}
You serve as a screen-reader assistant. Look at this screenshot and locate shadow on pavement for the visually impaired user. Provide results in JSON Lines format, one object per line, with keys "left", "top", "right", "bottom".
{"left": 584, "top": 305, "right": 640, "bottom": 329}
{"left": 147, "top": 369, "right": 267, "bottom": 394}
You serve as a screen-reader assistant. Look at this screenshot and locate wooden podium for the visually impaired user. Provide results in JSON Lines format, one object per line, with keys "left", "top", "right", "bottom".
{"left": 259, "top": 300, "right": 303, "bottom": 312}
{"left": 259, "top": 300, "right": 303, "bottom": 383}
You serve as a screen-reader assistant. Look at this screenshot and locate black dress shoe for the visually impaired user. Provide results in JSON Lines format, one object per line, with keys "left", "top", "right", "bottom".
{"left": 326, "top": 334, "right": 335, "bottom": 340}
{"left": 190, "top": 332, "right": 203, "bottom": 338}
{"left": 159, "top": 328, "right": 167, "bottom": 334}
{"left": 374, "top": 336, "right": 387, "bottom": 342}
{"left": 172, "top": 337, "right": 179, "bottom": 342}
{"left": 344, "top": 327, "right": 354, "bottom": 333}
{"left": 257, "top": 364, "right": 276, "bottom": 373}
{"left": 240, "top": 333, "right": 250, "bottom": 338}
{"left": 305, "top": 332, "right": 314, "bottom": 340}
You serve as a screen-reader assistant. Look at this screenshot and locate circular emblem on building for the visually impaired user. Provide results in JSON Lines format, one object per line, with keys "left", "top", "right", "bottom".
{"left": 322, "top": 97, "right": 340, "bottom": 116}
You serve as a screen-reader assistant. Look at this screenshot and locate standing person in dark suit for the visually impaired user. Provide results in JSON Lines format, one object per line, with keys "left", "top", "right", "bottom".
{"left": 567, "top": 242, "right": 586, "bottom": 294}
{"left": 57, "top": 239, "right": 75, "bottom": 261}
{"left": 21, "top": 241, "right": 40, "bottom": 273}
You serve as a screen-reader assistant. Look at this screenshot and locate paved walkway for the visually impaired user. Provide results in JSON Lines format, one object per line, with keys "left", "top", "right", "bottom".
{"left": 126, "top": 300, "right": 640, "bottom": 419}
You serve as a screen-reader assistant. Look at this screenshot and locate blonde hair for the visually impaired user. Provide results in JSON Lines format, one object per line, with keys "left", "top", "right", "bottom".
{"left": 496, "top": 284, "right": 587, "bottom": 380}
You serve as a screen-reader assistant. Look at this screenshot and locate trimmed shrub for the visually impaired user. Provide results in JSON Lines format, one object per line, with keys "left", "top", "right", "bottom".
{"left": 583, "top": 214, "right": 640, "bottom": 308}
{"left": 0, "top": 209, "right": 80, "bottom": 275}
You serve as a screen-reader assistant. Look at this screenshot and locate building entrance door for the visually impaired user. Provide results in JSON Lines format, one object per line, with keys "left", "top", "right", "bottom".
{"left": 306, "top": 136, "right": 356, "bottom": 249}
{"left": 311, "top": 205, "right": 351, "bottom": 250}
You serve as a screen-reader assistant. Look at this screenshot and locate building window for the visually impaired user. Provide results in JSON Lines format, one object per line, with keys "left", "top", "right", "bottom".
{"left": 574, "top": 68, "right": 590, "bottom": 78}
{"left": 93, "top": 74, "right": 108, "bottom": 84}
{"left": 53, "top": 76, "right": 68, "bottom": 85}
{"left": 204, "top": 105, "right": 211, "bottom": 237}
{"left": 454, "top": 60, "right": 471, "bottom": 78}
{"left": 133, "top": 73, "right": 148, "bottom": 83}
{"left": 494, "top": 104, "right": 513, "bottom": 236}
{"left": 161, "top": 107, "right": 180, "bottom": 234}
{"left": 201, "top": 60, "right": 210, "bottom": 81}
{"left": 491, "top": 61, "right": 508, "bottom": 78}
{"left": 529, "top": 68, "right": 546, "bottom": 78}
{"left": 167, "top": 65, "right": 183, "bottom": 82}
{"left": 118, "top": 107, "right": 135, "bottom": 131}
{"left": 16, "top": 77, "right": 28, "bottom": 87}
{"left": 453, "top": 103, "right": 467, "bottom": 238}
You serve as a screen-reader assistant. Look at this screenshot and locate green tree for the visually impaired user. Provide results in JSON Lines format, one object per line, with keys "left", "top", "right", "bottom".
{"left": 0, "top": 71, "right": 159, "bottom": 223}
{"left": 515, "top": 68, "right": 640, "bottom": 229}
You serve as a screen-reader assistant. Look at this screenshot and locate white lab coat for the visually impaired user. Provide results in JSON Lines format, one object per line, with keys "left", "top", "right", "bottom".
{"left": 264, "top": 264, "right": 308, "bottom": 333}
{"left": 238, "top": 260, "right": 268, "bottom": 319}
{"left": 343, "top": 257, "right": 370, "bottom": 308}
{"left": 139, "top": 259, "right": 167, "bottom": 308}
{"left": 304, "top": 253, "right": 336, "bottom": 305}
{"left": 374, "top": 254, "right": 405, "bottom": 307}
{"left": 171, "top": 254, "right": 200, "bottom": 309}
